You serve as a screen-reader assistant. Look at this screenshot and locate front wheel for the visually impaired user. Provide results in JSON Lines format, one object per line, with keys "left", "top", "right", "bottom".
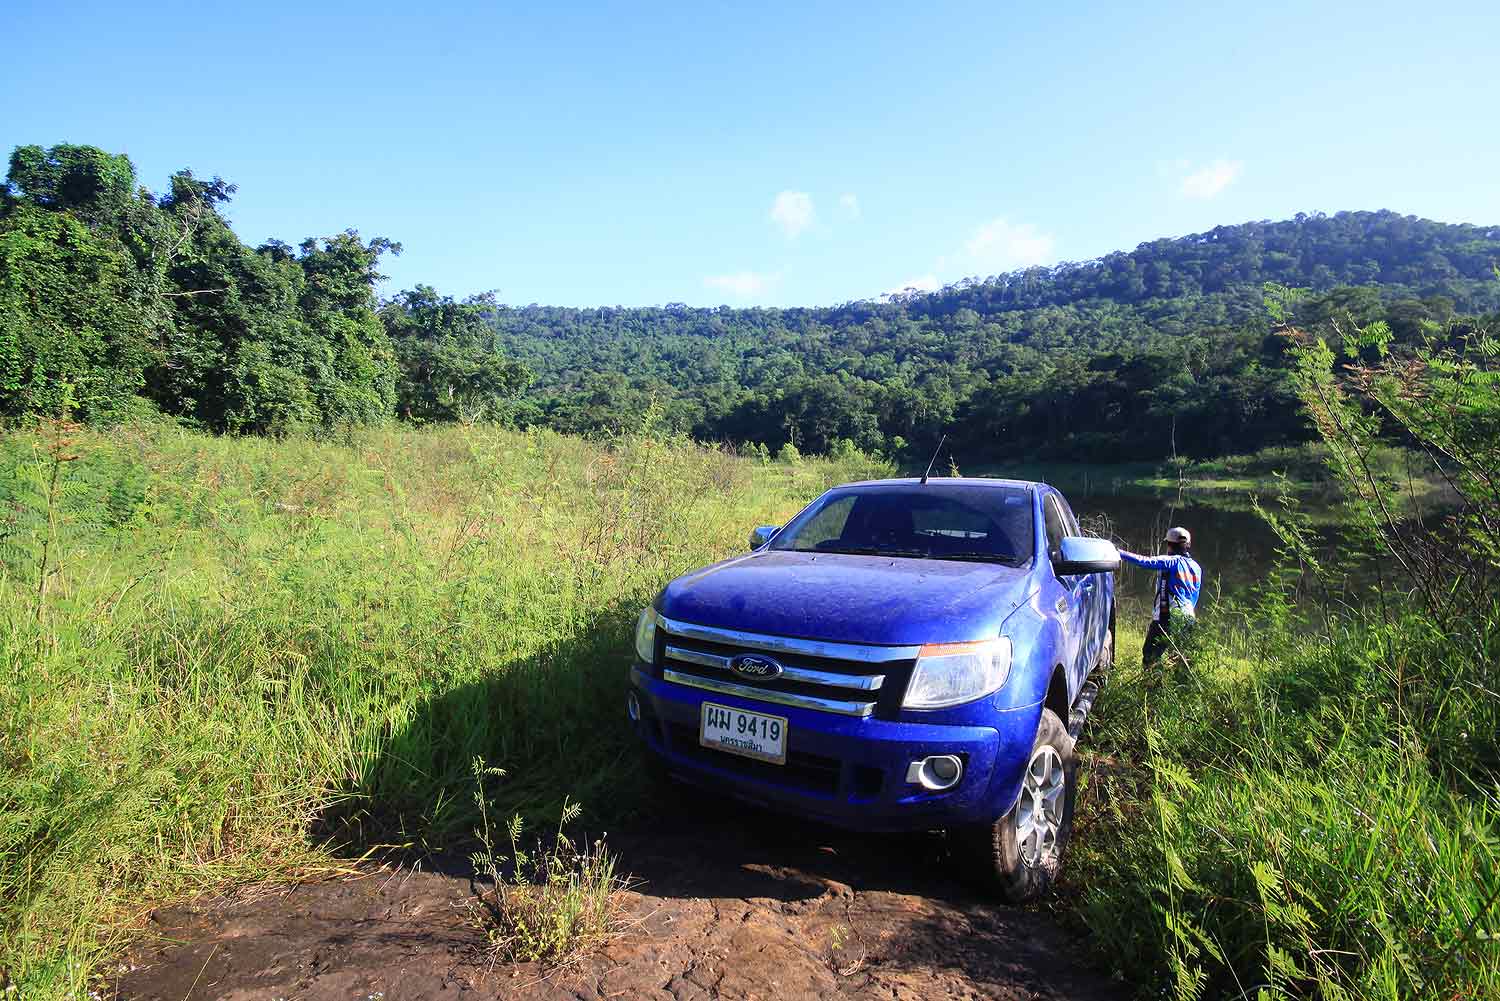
{"left": 959, "top": 707, "right": 1078, "bottom": 903}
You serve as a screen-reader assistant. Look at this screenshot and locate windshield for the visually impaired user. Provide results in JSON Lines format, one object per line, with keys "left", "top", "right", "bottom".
{"left": 770, "top": 485, "right": 1034, "bottom": 565}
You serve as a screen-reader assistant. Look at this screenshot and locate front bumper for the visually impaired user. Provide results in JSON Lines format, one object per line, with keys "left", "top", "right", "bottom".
{"left": 629, "top": 665, "right": 1041, "bottom": 831}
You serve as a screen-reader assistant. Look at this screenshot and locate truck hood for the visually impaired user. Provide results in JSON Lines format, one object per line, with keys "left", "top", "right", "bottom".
{"left": 658, "top": 550, "right": 1036, "bottom": 647}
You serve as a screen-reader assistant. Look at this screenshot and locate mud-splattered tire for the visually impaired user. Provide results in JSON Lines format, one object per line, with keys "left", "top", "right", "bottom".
{"left": 962, "top": 708, "right": 1078, "bottom": 903}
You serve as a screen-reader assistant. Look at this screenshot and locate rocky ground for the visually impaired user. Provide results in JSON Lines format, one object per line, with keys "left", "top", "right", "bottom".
{"left": 114, "top": 802, "right": 1127, "bottom": 1001}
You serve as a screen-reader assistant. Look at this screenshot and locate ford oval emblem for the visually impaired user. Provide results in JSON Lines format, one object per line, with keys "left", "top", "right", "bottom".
{"left": 730, "top": 654, "right": 784, "bottom": 680}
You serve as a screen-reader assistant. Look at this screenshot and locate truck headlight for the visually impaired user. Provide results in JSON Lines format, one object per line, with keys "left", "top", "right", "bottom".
{"left": 634, "top": 607, "right": 660, "bottom": 664}
{"left": 903, "top": 637, "right": 1012, "bottom": 709}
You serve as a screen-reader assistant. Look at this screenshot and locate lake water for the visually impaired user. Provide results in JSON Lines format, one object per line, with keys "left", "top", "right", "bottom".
{"left": 1063, "top": 484, "right": 1341, "bottom": 614}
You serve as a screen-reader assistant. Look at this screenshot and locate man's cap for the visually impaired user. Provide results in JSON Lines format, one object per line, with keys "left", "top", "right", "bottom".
{"left": 1164, "top": 526, "right": 1192, "bottom": 546}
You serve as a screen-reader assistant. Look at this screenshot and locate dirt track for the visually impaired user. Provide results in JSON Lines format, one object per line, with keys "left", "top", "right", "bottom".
{"left": 115, "top": 803, "right": 1126, "bottom": 1001}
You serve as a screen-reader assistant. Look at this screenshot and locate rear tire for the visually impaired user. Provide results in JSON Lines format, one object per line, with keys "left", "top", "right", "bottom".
{"left": 961, "top": 708, "right": 1078, "bottom": 903}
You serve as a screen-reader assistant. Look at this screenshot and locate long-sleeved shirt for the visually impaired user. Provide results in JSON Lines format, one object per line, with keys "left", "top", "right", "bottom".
{"left": 1119, "top": 551, "right": 1202, "bottom": 622}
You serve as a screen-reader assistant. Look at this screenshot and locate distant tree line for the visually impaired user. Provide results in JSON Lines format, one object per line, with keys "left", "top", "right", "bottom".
{"left": 490, "top": 211, "right": 1500, "bottom": 462}
{"left": 3, "top": 143, "right": 1497, "bottom": 462}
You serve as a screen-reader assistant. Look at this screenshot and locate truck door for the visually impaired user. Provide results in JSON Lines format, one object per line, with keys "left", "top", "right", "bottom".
{"left": 1057, "top": 494, "right": 1105, "bottom": 681}
{"left": 1043, "top": 493, "right": 1088, "bottom": 696}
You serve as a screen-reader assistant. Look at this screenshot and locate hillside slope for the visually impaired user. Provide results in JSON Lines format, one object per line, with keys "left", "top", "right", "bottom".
{"left": 486, "top": 211, "right": 1500, "bottom": 461}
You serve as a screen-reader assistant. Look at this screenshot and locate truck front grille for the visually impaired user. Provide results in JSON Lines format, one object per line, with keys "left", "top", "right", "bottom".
{"left": 656, "top": 616, "right": 917, "bottom": 717}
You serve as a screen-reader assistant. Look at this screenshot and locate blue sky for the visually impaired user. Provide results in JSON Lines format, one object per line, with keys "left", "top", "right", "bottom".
{"left": 5, "top": 1, "right": 1497, "bottom": 306}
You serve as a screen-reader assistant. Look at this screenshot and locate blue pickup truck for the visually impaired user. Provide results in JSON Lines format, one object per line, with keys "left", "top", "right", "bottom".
{"left": 626, "top": 477, "right": 1119, "bottom": 900}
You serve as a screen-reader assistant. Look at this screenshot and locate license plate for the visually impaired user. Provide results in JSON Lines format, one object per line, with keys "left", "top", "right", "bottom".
{"left": 700, "top": 702, "right": 788, "bottom": 765}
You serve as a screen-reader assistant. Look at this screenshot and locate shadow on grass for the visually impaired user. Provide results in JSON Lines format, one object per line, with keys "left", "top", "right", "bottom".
{"left": 312, "top": 594, "right": 995, "bottom": 905}
{"left": 313, "top": 600, "right": 649, "bottom": 855}
{"left": 298, "top": 600, "right": 1128, "bottom": 998}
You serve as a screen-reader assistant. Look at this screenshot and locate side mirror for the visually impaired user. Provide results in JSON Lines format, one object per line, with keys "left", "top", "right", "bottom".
{"left": 750, "top": 525, "right": 780, "bottom": 549}
{"left": 1053, "top": 536, "right": 1120, "bottom": 575}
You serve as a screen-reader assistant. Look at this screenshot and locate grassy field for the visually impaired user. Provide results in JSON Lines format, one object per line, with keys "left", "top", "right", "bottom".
{"left": 0, "top": 420, "right": 889, "bottom": 998}
{"left": 2, "top": 422, "right": 1494, "bottom": 1000}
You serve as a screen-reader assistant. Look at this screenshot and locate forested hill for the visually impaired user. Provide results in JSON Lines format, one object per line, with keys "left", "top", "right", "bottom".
{"left": 2, "top": 143, "right": 1497, "bottom": 463}
{"left": 489, "top": 210, "right": 1500, "bottom": 462}
{"left": 898, "top": 211, "right": 1500, "bottom": 315}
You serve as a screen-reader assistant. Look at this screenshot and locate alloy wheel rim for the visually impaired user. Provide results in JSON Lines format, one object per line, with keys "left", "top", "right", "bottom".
{"left": 1016, "top": 745, "right": 1065, "bottom": 868}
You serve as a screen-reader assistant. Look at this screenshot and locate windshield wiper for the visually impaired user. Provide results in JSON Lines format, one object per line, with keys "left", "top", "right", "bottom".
{"left": 935, "top": 551, "right": 1025, "bottom": 566}
{"left": 799, "top": 546, "right": 930, "bottom": 558}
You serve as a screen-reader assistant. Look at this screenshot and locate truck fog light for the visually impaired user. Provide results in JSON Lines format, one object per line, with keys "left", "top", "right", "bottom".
{"left": 627, "top": 691, "right": 642, "bottom": 722}
{"left": 906, "top": 754, "right": 964, "bottom": 791}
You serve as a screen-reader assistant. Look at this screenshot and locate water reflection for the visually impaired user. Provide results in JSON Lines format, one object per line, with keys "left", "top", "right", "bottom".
{"left": 1066, "top": 488, "right": 1336, "bottom": 612}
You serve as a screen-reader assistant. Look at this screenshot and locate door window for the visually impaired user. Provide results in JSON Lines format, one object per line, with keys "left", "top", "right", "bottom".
{"left": 1058, "top": 496, "right": 1081, "bottom": 537}
{"left": 1043, "top": 495, "right": 1068, "bottom": 563}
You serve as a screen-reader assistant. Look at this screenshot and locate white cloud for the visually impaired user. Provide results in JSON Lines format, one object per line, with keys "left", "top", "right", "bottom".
{"left": 704, "top": 271, "right": 778, "bottom": 299}
{"left": 882, "top": 275, "right": 940, "bottom": 299}
{"left": 1179, "top": 159, "right": 1243, "bottom": 199}
{"left": 868, "top": 215, "right": 1057, "bottom": 299}
{"left": 962, "top": 218, "right": 1056, "bottom": 272}
{"left": 770, "top": 190, "right": 815, "bottom": 238}
{"left": 838, "top": 193, "right": 860, "bottom": 219}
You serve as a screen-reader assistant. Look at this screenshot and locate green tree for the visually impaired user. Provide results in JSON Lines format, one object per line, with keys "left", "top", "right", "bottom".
{"left": 0, "top": 205, "right": 151, "bottom": 421}
{"left": 380, "top": 286, "right": 530, "bottom": 423}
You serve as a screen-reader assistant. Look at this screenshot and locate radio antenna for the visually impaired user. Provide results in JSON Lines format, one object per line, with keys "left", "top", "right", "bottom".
{"left": 920, "top": 434, "right": 947, "bottom": 485}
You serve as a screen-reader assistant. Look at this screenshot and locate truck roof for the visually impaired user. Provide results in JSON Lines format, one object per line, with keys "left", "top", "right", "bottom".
{"left": 833, "top": 476, "right": 1041, "bottom": 491}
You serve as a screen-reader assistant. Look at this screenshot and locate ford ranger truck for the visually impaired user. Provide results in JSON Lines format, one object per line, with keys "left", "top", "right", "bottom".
{"left": 626, "top": 477, "right": 1118, "bottom": 901}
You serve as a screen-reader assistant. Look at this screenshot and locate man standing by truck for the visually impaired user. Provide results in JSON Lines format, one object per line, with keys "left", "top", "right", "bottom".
{"left": 1119, "top": 526, "right": 1202, "bottom": 666}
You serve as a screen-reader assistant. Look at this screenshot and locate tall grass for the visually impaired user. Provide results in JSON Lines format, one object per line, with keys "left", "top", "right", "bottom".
{"left": 1075, "top": 594, "right": 1499, "bottom": 999}
{"left": 1072, "top": 306, "right": 1500, "bottom": 999}
{"left": 0, "top": 420, "right": 889, "bottom": 999}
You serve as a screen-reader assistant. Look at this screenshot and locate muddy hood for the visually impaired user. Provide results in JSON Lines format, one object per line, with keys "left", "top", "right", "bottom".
{"left": 657, "top": 550, "right": 1035, "bottom": 647}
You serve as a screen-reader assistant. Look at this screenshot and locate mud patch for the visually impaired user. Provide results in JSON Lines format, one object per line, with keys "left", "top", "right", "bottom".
{"left": 115, "top": 805, "right": 1125, "bottom": 1000}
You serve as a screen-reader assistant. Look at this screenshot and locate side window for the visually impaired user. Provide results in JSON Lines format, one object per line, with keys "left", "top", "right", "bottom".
{"left": 1043, "top": 495, "right": 1067, "bottom": 563}
{"left": 1058, "top": 496, "right": 1081, "bottom": 537}
{"left": 793, "top": 495, "right": 856, "bottom": 548}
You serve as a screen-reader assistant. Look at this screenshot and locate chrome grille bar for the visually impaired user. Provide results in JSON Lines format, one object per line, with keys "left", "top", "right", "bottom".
{"left": 662, "top": 669, "right": 876, "bottom": 717}
{"left": 664, "top": 645, "right": 884, "bottom": 691}
{"left": 658, "top": 615, "right": 920, "bottom": 663}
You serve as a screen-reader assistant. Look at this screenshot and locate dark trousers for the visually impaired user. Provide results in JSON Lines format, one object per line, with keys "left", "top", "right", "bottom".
{"left": 1143, "top": 619, "right": 1171, "bottom": 666}
{"left": 1144, "top": 615, "right": 1196, "bottom": 668}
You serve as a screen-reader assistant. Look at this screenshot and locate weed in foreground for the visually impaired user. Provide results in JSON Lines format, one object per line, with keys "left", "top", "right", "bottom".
{"left": 469, "top": 760, "right": 623, "bottom": 967}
